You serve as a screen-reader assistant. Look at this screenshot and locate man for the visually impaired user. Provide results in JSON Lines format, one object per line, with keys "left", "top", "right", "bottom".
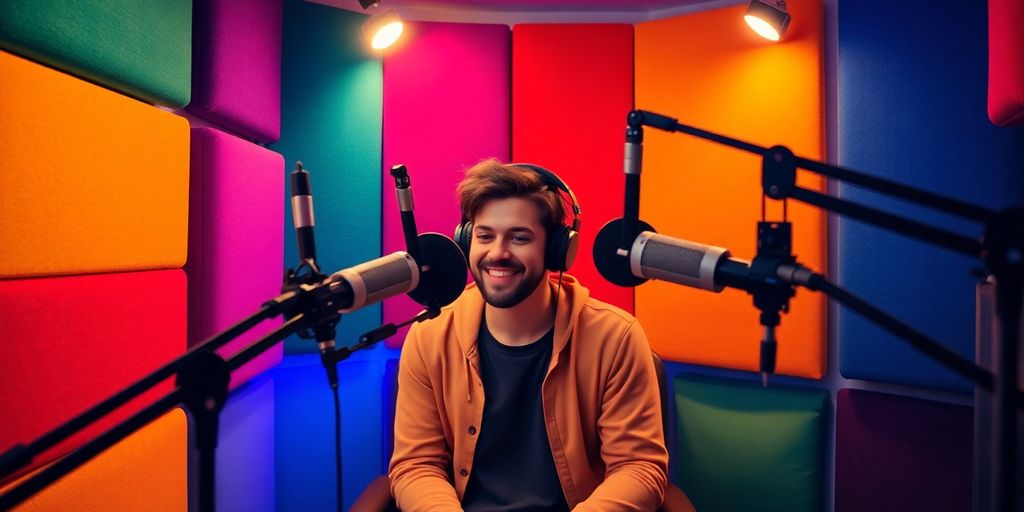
{"left": 389, "top": 159, "right": 668, "bottom": 511}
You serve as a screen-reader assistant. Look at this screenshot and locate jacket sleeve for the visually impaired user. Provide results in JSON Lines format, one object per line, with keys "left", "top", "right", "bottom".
{"left": 573, "top": 320, "right": 669, "bottom": 512}
{"left": 388, "top": 323, "right": 464, "bottom": 512}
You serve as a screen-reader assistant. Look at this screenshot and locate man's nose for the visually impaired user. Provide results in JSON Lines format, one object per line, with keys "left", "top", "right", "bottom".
{"left": 486, "top": 238, "right": 512, "bottom": 260}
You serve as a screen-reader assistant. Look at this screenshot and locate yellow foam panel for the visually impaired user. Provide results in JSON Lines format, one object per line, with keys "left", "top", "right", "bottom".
{"left": 0, "top": 50, "right": 189, "bottom": 278}
{"left": 635, "top": 0, "right": 827, "bottom": 378}
{"left": 4, "top": 409, "right": 187, "bottom": 511}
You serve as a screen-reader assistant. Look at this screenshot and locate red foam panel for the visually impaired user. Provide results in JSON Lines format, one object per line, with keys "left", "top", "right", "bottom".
{"left": 512, "top": 24, "right": 635, "bottom": 312}
{"left": 0, "top": 270, "right": 186, "bottom": 475}
{"left": 988, "top": 0, "right": 1024, "bottom": 126}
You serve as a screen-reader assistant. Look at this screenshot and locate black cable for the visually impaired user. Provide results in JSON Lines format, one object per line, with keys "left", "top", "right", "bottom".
{"left": 332, "top": 384, "right": 343, "bottom": 512}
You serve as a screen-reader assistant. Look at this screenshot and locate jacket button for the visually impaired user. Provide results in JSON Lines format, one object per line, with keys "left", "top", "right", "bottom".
{"left": 468, "top": 425, "right": 477, "bottom": 435}
{"left": 460, "top": 469, "right": 468, "bottom": 477}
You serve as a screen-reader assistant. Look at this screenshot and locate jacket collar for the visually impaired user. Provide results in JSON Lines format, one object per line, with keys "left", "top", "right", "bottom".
{"left": 454, "top": 273, "right": 590, "bottom": 360}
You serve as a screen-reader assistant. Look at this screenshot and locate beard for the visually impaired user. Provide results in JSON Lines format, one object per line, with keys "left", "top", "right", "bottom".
{"left": 472, "top": 258, "right": 545, "bottom": 309}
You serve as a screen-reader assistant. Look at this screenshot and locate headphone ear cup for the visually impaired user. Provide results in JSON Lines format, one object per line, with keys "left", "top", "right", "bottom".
{"left": 546, "top": 225, "right": 577, "bottom": 272}
{"left": 454, "top": 222, "right": 472, "bottom": 262}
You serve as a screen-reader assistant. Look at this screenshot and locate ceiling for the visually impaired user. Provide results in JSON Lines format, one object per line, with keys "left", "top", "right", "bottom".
{"left": 313, "top": 0, "right": 743, "bottom": 24}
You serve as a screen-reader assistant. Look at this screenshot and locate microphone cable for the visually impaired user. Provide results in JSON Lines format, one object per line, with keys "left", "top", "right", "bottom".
{"left": 331, "top": 384, "right": 343, "bottom": 512}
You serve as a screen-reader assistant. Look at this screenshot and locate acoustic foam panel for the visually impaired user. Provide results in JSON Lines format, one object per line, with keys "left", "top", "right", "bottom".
{"left": 834, "top": 389, "right": 972, "bottom": 511}
{"left": 512, "top": 24, "right": 634, "bottom": 313}
{"left": 189, "top": 0, "right": 283, "bottom": 142}
{"left": 0, "top": 0, "right": 191, "bottom": 107}
{"left": 0, "top": 51, "right": 190, "bottom": 279}
{"left": 673, "top": 374, "right": 827, "bottom": 512}
{"left": 273, "top": 0, "right": 382, "bottom": 354}
{"left": 837, "top": 0, "right": 1024, "bottom": 393}
{"left": 0, "top": 270, "right": 186, "bottom": 472}
{"left": 187, "top": 128, "right": 284, "bottom": 388}
{"left": 272, "top": 355, "right": 385, "bottom": 512}
{"left": 988, "top": 0, "right": 1024, "bottom": 126}
{"left": 635, "top": 1, "right": 827, "bottom": 377}
{"left": 382, "top": 21, "right": 510, "bottom": 349}
{"left": 4, "top": 409, "right": 187, "bottom": 512}
{"left": 216, "top": 376, "right": 275, "bottom": 512}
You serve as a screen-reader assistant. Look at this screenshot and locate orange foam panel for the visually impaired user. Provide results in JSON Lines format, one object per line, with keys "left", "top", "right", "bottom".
{"left": 5, "top": 409, "right": 187, "bottom": 512}
{"left": 0, "top": 50, "right": 189, "bottom": 278}
{"left": 635, "top": 0, "right": 827, "bottom": 378}
{"left": 512, "top": 24, "right": 635, "bottom": 312}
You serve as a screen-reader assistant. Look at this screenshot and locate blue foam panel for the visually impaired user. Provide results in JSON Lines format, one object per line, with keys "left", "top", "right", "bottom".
{"left": 272, "top": 355, "right": 385, "bottom": 512}
{"left": 837, "top": 0, "right": 1024, "bottom": 393}
{"left": 272, "top": 0, "right": 382, "bottom": 354}
{"left": 217, "top": 376, "right": 276, "bottom": 512}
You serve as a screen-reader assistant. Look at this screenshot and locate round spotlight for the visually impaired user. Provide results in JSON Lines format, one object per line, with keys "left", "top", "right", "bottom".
{"left": 363, "top": 9, "right": 404, "bottom": 50}
{"left": 744, "top": 0, "right": 791, "bottom": 42}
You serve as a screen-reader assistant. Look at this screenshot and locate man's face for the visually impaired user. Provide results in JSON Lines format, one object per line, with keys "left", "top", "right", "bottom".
{"left": 469, "top": 197, "right": 548, "bottom": 309}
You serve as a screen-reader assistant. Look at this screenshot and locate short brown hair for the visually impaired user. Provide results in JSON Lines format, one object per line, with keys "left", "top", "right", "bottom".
{"left": 457, "top": 159, "right": 566, "bottom": 234}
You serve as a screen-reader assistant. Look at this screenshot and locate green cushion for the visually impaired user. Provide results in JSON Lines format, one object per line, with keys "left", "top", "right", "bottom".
{"left": 673, "top": 374, "right": 828, "bottom": 512}
{"left": 0, "top": 0, "right": 191, "bottom": 107}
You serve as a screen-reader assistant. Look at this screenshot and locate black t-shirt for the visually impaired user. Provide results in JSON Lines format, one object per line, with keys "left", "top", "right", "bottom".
{"left": 461, "top": 318, "right": 569, "bottom": 512}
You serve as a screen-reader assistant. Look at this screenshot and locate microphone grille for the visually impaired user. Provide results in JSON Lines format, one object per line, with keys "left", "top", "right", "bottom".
{"left": 631, "top": 232, "right": 728, "bottom": 292}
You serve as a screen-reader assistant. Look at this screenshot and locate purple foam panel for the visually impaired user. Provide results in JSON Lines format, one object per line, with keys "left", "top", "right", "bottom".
{"left": 189, "top": 0, "right": 282, "bottom": 143}
{"left": 835, "top": 389, "right": 973, "bottom": 511}
{"left": 381, "top": 21, "right": 510, "bottom": 348}
{"left": 188, "top": 127, "right": 285, "bottom": 388}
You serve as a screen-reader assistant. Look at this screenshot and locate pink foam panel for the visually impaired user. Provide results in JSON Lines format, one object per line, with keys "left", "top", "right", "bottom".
{"left": 382, "top": 21, "right": 511, "bottom": 348}
{"left": 187, "top": 128, "right": 285, "bottom": 388}
{"left": 189, "top": 0, "right": 282, "bottom": 142}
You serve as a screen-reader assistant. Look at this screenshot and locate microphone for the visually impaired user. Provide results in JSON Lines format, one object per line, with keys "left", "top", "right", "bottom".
{"left": 620, "top": 230, "right": 756, "bottom": 293}
{"left": 325, "top": 251, "right": 421, "bottom": 313}
{"left": 290, "top": 161, "right": 318, "bottom": 270}
{"left": 390, "top": 164, "right": 422, "bottom": 263}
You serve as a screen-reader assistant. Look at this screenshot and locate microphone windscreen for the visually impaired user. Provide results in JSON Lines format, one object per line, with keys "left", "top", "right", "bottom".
{"left": 407, "top": 232, "right": 468, "bottom": 308}
{"left": 593, "top": 218, "right": 653, "bottom": 287}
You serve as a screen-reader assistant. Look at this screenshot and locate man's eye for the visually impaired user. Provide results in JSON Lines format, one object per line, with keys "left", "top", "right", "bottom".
{"left": 511, "top": 235, "right": 531, "bottom": 243}
{"left": 475, "top": 233, "right": 494, "bottom": 242}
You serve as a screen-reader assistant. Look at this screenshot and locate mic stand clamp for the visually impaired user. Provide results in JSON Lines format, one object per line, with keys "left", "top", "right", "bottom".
{"left": 749, "top": 221, "right": 797, "bottom": 386}
{"left": 282, "top": 265, "right": 343, "bottom": 389}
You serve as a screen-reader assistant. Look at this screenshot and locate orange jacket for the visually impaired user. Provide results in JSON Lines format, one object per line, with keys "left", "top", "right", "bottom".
{"left": 389, "top": 274, "right": 668, "bottom": 511}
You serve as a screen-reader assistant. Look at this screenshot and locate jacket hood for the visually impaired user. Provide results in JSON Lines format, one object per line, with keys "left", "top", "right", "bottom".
{"left": 452, "top": 273, "right": 590, "bottom": 358}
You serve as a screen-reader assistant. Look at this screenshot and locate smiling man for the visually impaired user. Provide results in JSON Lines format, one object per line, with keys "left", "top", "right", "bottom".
{"left": 389, "top": 159, "right": 668, "bottom": 511}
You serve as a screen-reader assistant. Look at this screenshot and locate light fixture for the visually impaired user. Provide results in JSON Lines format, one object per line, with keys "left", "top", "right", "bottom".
{"left": 362, "top": 9, "right": 404, "bottom": 50}
{"left": 744, "top": 0, "right": 791, "bottom": 42}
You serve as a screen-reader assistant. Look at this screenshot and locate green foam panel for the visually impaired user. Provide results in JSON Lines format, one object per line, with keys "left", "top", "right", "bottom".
{"left": 673, "top": 374, "right": 828, "bottom": 512}
{"left": 0, "top": 0, "right": 191, "bottom": 107}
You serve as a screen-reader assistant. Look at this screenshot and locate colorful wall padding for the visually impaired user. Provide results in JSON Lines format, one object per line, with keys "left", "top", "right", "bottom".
{"left": 382, "top": 21, "right": 511, "bottom": 348}
{"left": 837, "top": 0, "right": 1024, "bottom": 393}
{"left": 672, "top": 374, "right": 828, "bottom": 512}
{"left": 512, "top": 23, "right": 635, "bottom": 314}
{"left": 0, "top": 270, "right": 186, "bottom": 475}
{"left": 187, "top": 128, "right": 285, "bottom": 389}
{"left": 216, "top": 377, "right": 276, "bottom": 512}
{"left": 634, "top": 0, "right": 827, "bottom": 378}
{"left": 834, "top": 389, "right": 972, "bottom": 511}
{"left": 5, "top": 410, "right": 188, "bottom": 512}
{"left": 275, "top": 0, "right": 384, "bottom": 354}
{"left": 988, "top": 0, "right": 1024, "bottom": 126}
{"left": 0, "top": 51, "right": 190, "bottom": 279}
{"left": 0, "top": 0, "right": 192, "bottom": 107}
{"left": 189, "top": 0, "right": 283, "bottom": 143}
{"left": 271, "top": 356, "right": 386, "bottom": 512}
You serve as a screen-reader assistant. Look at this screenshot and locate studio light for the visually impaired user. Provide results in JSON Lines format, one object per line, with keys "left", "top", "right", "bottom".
{"left": 744, "top": 0, "right": 791, "bottom": 42}
{"left": 363, "top": 9, "right": 404, "bottom": 50}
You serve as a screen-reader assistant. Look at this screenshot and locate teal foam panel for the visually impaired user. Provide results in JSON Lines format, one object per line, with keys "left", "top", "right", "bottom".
{"left": 0, "top": 0, "right": 191, "bottom": 107}
{"left": 272, "top": 0, "right": 382, "bottom": 354}
{"left": 673, "top": 373, "right": 828, "bottom": 512}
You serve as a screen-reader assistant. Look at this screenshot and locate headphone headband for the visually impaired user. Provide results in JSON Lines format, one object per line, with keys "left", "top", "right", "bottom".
{"left": 510, "top": 163, "right": 581, "bottom": 232}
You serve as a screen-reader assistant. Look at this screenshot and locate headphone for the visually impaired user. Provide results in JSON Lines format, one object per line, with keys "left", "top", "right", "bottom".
{"left": 454, "top": 163, "right": 582, "bottom": 272}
